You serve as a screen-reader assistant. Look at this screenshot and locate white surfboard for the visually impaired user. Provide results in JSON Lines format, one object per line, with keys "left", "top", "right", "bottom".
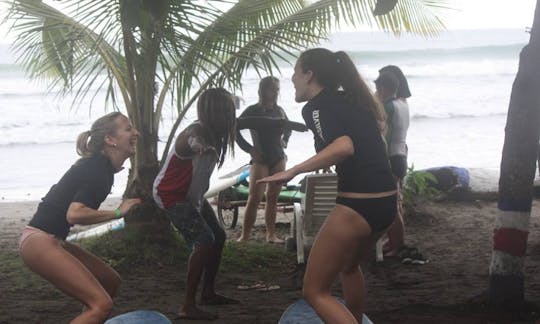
{"left": 280, "top": 298, "right": 374, "bottom": 324}
{"left": 204, "top": 164, "right": 250, "bottom": 199}
{"left": 66, "top": 218, "right": 125, "bottom": 242}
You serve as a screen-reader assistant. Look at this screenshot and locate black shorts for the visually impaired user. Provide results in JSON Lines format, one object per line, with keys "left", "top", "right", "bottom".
{"left": 389, "top": 155, "right": 407, "bottom": 180}
{"left": 336, "top": 195, "right": 397, "bottom": 232}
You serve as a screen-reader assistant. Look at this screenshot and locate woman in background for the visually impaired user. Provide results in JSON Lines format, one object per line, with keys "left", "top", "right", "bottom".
{"left": 236, "top": 76, "right": 291, "bottom": 243}
{"left": 378, "top": 65, "right": 411, "bottom": 257}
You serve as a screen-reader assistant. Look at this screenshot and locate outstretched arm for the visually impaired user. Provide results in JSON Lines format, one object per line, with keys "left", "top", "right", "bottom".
{"left": 257, "top": 135, "right": 354, "bottom": 184}
{"left": 66, "top": 198, "right": 141, "bottom": 225}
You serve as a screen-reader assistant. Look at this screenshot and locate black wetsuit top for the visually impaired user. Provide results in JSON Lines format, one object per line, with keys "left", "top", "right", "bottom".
{"left": 236, "top": 104, "right": 291, "bottom": 167}
{"left": 302, "top": 90, "right": 395, "bottom": 193}
{"left": 28, "top": 154, "right": 115, "bottom": 240}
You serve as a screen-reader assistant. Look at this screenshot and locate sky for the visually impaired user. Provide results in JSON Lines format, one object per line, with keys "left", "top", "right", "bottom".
{"left": 0, "top": 0, "right": 537, "bottom": 44}
{"left": 442, "top": 0, "right": 536, "bottom": 30}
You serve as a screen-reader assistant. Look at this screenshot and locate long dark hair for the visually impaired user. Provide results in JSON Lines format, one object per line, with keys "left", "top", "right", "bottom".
{"left": 197, "top": 88, "right": 236, "bottom": 168}
{"left": 298, "top": 48, "right": 386, "bottom": 132}
{"left": 379, "top": 65, "right": 411, "bottom": 99}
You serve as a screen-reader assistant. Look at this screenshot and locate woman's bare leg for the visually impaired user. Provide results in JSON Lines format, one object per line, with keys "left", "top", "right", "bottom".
{"left": 20, "top": 233, "right": 113, "bottom": 324}
{"left": 237, "top": 163, "right": 269, "bottom": 242}
{"left": 264, "top": 159, "right": 286, "bottom": 243}
{"left": 340, "top": 228, "right": 380, "bottom": 322}
{"left": 385, "top": 182, "right": 404, "bottom": 256}
{"left": 62, "top": 241, "right": 121, "bottom": 298}
{"left": 302, "top": 205, "right": 372, "bottom": 324}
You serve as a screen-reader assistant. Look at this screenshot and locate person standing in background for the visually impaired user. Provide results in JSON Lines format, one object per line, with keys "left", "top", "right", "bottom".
{"left": 236, "top": 76, "right": 291, "bottom": 243}
{"left": 377, "top": 65, "right": 411, "bottom": 257}
{"left": 19, "top": 112, "right": 141, "bottom": 323}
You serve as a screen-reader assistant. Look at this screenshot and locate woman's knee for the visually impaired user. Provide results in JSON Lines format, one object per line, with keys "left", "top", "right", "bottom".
{"left": 265, "top": 184, "right": 282, "bottom": 202}
{"left": 247, "top": 184, "right": 265, "bottom": 203}
{"left": 302, "top": 285, "right": 327, "bottom": 307}
{"left": 87, "top": 295, "right": 114, "bottom": 321}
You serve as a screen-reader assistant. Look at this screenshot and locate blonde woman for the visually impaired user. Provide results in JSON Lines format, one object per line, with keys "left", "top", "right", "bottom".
{"left": 19, "top": 112, "right": 141, "bottom": 323}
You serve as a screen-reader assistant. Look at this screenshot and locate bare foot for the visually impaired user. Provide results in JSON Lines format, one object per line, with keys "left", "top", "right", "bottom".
{"left": 177, "top": 306, "right": 217, "bottom": 320}
{"left": 266, "top": 236, "right": 284, "bottom": 244}
{"left": 236, "top": 236, "right": 248, "bottom": 242}
{"left": 200, "top": 293, "right": 240, "bottom": 305}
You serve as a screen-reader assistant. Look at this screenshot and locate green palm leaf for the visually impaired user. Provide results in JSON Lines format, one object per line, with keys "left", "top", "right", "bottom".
{"left": 3, "top": 0, "right": 451, "bottom": 197}
{"left": 157, "top": 0, "right": 449, "bottom": 161}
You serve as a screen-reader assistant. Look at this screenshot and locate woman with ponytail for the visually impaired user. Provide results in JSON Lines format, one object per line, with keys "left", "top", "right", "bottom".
{"left": 19, "top": 112, "right": 141, "bottom": 323}
{"left": 259, "top": 48, "right": 396, "bottom": 323}
{"left": 153, "top": 88, "right": 238, "bottom": 320}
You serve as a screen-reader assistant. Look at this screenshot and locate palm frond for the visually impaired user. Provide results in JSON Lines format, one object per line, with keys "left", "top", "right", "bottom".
{"left": 5, "top": 0, "right": 130, "bottom": 110}
{"left": 158, "top": 0, "right": 450, "bottom": 161}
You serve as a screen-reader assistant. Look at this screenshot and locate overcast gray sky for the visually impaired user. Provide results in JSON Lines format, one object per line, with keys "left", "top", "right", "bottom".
{"left": 0, "top": 1, "right": 537, "bottom": 44}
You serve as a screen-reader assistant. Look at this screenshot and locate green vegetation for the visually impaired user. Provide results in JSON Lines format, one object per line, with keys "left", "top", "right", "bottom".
{"left": 79, "top": 228, "right": 295, "bottom": 275}
{"left": 3, "top": 0, "right": 450, "bottom": 204}
{"left": 222, "top": 241, "right": 295, "bottom": 275}
{"left": 80, "top": 227, "right": 189, "bottom": 271}
{"left": 0, "top": 252, "right": 49, "bottom": 293}
{"left": 402, "top": 165, "right": 440, "bottom": 209}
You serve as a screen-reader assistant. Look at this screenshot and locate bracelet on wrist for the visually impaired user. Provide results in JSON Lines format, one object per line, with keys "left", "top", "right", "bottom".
{"left": 114, "top": 208, "right": 122, "bottom": 219}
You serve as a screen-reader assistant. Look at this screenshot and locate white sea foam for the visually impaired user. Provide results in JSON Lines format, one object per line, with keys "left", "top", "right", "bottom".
{"left": 0, "top": 29, "right": 531, "bottom": 201}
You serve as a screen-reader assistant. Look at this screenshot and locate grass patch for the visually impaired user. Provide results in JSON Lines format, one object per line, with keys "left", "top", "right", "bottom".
{"left": 0, "top": 252, "right": 46, "bottom": 292}
{"left": 221, "top": 241, "right": 296, "bottom": 274}
{"left": 80, "top": 226, "right": 189, "bottom": 271}
{"left": 79, "top": 226, "right": 296, "bottom": 276}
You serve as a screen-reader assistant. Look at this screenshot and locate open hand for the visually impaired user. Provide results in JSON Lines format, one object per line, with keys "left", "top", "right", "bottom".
{"left": 257, "top": 169, "right": 296, "bottom": 185}
{"left": 117, "top": 198, "right": 142, "bottom": 216}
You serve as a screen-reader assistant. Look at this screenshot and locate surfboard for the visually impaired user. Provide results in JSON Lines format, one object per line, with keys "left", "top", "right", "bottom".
{"left": 105, "top": 310, "right": 171, "bottom": 324}
{"left": 66, "top": 218, "right": 125, "bottom": 242}
{"left": 279, "top": 298, "right": 374, "bottom": 324}
{"left": 204, "top": 164, "right": 250, "bottom": 198}
{"left": 237, "top": 116, "right": 308, "bottom": 132}
{"left": 233, "top": 184, "right": 304, "bottom": 203}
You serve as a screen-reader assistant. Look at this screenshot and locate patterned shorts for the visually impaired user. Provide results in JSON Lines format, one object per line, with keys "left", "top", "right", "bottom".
{"left": 165, "top": 200, "right": 224, "bottom": 250}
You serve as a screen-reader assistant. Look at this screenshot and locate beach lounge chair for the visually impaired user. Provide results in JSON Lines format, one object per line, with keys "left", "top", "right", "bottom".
{"left": 292, "top": 173, "right": 384, "bottom": 264}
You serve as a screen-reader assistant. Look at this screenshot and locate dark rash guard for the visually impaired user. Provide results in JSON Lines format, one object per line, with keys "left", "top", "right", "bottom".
{"left": 29, "top": 154, "right": 115, "bottom": 240}
{"left": 302, "top": 90, "right": 395, "bottom": 193}
{"left": 236, "top": 104, "right": 291, "bottom": 167}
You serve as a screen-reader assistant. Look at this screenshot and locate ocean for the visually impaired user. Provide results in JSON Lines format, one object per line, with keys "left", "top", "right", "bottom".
{"left": 0, "top": 29, "right": 530, "bottom": 201}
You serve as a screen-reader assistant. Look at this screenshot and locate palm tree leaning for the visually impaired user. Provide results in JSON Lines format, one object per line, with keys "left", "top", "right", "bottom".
{"left": 2, "top": 0, "right": 447, "bottom": 224}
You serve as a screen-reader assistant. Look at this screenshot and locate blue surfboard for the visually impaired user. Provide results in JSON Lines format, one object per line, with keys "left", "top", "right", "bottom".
{"left": 279, "top": 298, "right": 374, "bottom": 324}
{"left": 105, "top": 310, "right": 171, "bottom": 324}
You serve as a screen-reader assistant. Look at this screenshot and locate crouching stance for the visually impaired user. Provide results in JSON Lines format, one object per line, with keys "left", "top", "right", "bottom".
{"left": 19, "top": 112, "right": 141, "bottom": 323}
{"left": 153, "top": 88, "right": 239, "bottom": 320}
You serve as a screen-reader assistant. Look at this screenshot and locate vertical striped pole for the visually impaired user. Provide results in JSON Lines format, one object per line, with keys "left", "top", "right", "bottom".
{"left": 489, "top": 198, "right": 530, "bottom": 304}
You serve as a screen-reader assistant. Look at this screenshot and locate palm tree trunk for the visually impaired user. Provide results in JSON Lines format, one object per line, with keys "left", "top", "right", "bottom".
{"left": 120, "top": 1, "right": 169, "bottom": 227}
{"left": 490, "top": 0, "right": 540, "bottom": 306}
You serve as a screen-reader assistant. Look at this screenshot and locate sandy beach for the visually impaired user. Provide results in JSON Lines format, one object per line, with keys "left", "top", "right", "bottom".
{"left": 2, "top": 192, "right": 540, "bottom": 323}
